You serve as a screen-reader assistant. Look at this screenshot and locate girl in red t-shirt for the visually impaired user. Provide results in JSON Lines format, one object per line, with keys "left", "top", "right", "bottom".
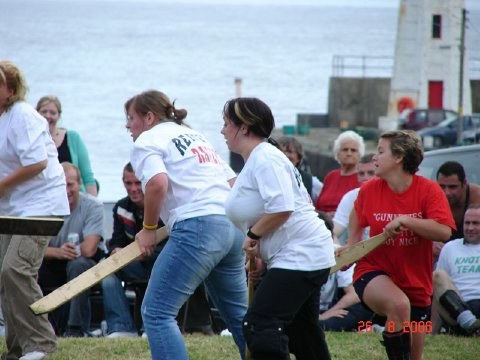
{"left": 347, "top": 130, "right": 455, "bottom": 360}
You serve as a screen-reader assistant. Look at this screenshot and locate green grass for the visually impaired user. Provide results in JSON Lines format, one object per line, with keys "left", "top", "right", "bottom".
{"left": 2, "top": 332, "right": 478, "bottom": 359}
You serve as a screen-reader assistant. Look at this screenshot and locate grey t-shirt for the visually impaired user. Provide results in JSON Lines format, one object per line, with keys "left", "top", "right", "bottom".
{"left": 49, "top": 193, "right": 104, "bottom": 248}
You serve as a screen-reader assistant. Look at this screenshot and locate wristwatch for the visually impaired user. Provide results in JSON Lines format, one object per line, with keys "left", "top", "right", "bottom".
{"left": 247, "top": 227, "right": 262, "bottom": 240}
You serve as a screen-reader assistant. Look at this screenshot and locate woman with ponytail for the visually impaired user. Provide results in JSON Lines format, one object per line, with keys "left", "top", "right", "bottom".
{"left": 125, "top": 90, "right": 247, "bottom": 360}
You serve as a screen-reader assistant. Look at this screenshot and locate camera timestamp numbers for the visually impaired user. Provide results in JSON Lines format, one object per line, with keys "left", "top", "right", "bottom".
{"left": 357, "top": 320, "right": 433, "bottom": 333}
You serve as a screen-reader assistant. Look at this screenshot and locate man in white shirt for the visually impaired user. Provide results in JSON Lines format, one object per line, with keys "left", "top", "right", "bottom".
{"left": 333, "top": 153, "right": 375, "bottom": 245}
{"left": 433, "top": 204, "right": 480, "bottom": 335}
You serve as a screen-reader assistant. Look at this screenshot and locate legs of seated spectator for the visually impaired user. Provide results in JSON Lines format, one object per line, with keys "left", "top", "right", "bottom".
{"left": 434, "top": 269, "right": 480, "bottom": 334}
{"left": 102, "top": 260, "right": 150, "bottom": 335}
{"left": 319, "top": 303, "right": 374, "bottom": 332}
{"left": 243, "top": 268, "right": 331, "bottom": 360}
{"left": 38, "top": 260, "right": 69, "bottom": 335}
{"left": 141, "top": 215, "right": 247, "bottom": 360}
{"left": 65, "top": 256, "right": 96, "bottom": 333}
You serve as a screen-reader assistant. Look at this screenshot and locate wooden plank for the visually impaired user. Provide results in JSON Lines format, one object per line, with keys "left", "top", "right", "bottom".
{"left": 329, "top": 233, "right": 386, "bottom": 274}
{"left": 0, "top": 216, "right": 64, "bottom": 236}
{"left": 30, "top": 226, "right": 169, "bottom": 315}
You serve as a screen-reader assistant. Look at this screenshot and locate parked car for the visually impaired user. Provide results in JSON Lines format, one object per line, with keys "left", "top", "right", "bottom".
{"left": 418, "top": 144, "right": 480, "bottom": 184}
{"left": 417, "top": 114, "right": 480, "bottom": 149}
{"left": 398, "top": 108, "right": 457, "bottom": 131}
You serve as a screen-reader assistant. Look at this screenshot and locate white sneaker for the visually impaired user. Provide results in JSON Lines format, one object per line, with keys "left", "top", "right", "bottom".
{"left": 19, "top": 351, "right": 47, "bottom": 360}
{"left": 106, "top": 331, "right": 137, "bottom": 338}
{"left": 220, "top": 329, "right": 232, "bottom": 336}
{"left": 141, "top": 331, "right": 148, "bottom": 338}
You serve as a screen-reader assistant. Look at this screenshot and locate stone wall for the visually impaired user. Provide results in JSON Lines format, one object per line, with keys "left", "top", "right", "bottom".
{"left": 328, "top": 77, "right": 390, "bottom": 128}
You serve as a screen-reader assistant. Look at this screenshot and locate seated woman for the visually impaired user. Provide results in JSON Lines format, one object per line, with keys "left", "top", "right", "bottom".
{"left": 36, "top": 95, "right": 97, "bottom": 196}
{"left": 315, "top": 130, "right": 365, "bottom": 216}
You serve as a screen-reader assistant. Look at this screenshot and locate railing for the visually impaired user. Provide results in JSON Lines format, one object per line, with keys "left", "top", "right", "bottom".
{"left": 332, "top": 55, "right": 480, "bottom": 79}
{"left": 331, "top": 55, "right": 393, "bottom": 77}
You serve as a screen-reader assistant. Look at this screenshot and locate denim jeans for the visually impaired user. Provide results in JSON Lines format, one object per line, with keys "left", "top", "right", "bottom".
{"left": 142, "top": 215, "right": 247, "bottom": 360}
{"left": 66, "top": 256, "right": 96, "bottom": 331}
{"left": 102, "top": 260, "right": 152, "bottom": 334}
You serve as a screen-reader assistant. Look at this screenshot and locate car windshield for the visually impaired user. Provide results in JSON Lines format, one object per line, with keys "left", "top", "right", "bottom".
{"left": 436, "top": 117, "right": 457, "bottom": 127}
{"left": 418, "top": 146, "right": 480, "bottom": 184}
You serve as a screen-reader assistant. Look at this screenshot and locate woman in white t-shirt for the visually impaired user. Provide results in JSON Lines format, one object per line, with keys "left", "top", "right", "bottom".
{"left": 0, "top": 60, "right": 69, "bottom": 360}
{"left": 125, "top": 90, "right": 247, "bottom": 360}
{"left": 221, "top": 97, "right": 335, "bottom": 360}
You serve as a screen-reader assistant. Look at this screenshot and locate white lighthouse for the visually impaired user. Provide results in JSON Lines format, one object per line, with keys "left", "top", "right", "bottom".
{"left": 382, "top": 0, "right": 472, "bottom": 130}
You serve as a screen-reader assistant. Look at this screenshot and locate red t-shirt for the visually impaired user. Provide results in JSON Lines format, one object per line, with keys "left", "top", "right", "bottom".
{"left": 353, "top": 175, "right": 456, "bottom": 306}
{"left": 315, "top": 169, "right": 359, "bottom": 213}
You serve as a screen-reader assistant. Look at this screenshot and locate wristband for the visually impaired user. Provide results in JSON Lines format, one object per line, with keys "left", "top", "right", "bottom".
{"left": 247, "top": 227, "right": 262, "bottom": 240}
{"left": 143, "top": 222, "right": 158, "bottom": 230}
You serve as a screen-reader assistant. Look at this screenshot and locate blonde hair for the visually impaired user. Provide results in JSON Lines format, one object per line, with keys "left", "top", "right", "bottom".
{"left": 36, "top": 95, "right": 62, "bottom": 114}
{"left": 0, "top": 60, "right": 28, "bottom": 110}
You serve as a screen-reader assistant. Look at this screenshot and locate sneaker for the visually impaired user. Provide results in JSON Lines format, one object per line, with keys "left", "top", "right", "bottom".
{"left": 220, "top": 329, "right": 232, "bottom": 336}
{"left": 19, "top": 351, "right": 47, "bottom": 360}
{"left": 141, "top": 331, "right": 148, "bottom": 338}
{"left": 106, "top": 331, "right": 138, "bottom": 338}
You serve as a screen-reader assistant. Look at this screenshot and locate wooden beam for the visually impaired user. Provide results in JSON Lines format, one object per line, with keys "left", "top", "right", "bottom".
{"left": 0, "top": 216, "right": 64, "bottom": 236}
{"left": 30, "top": 226, "right": 168, "bottom": 315}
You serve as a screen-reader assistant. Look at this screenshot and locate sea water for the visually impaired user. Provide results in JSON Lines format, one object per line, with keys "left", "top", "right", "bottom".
{"left": 1, "top": 0, "right": 479, "bottom": 201}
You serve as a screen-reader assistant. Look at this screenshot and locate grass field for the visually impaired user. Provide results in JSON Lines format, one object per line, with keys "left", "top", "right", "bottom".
{"left": 1, "top": 332, "right": 477, "bottom": 359}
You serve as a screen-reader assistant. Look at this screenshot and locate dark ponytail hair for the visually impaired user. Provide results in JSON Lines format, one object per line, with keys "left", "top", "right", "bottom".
{"left": 222, "top": 97, "right": 275, "bottom": 139}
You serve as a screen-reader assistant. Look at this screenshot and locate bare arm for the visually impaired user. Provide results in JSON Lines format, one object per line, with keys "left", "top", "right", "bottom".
{"left": 135, "top": 173, "right": 168, "bottom": 256}
{"left": 44, "top": 243, "right": 79, "bottom": 261}
{"left": 249, "top": 212, "right": 292, "bottom": 239}
{"left": 384, "top": 215, "right": 452, "bottom": 243}
{"left": 243, "top": 212, "right": 292, "bottom": 258}
{"left": 80, "top": 234, "right": 101, "bottom": 258}
{"left": 319, "top": 285, "right": 360, "bottom": 320}
{"left": 0, "top": 160, "right": 47, "bottom": 197}
{"left": 85, "top": 184, "right": 98, "bottom": 197}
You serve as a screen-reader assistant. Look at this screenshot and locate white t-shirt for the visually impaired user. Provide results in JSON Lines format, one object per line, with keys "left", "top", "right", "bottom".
{"left": 0, "top": 102, "right": 69, "bottom": 217}
{"left": 131, "top": 122, "right": 235, "bottom": 230}
{"left": 333, "top": 187, "right": 370, "bottom": 243}
{"left": 320, "top": 264, "right": 355, "bottom": 311}
{"left": 225, "top": 142, "right": 335, "bottom": 271}
{"left": 436, "top": 239, "right": 480, "bottom": 302}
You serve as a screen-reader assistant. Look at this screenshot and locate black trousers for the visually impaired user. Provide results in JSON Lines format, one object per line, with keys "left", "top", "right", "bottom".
{"left": 244, "top": 267, "right": 331, "bottom": 360}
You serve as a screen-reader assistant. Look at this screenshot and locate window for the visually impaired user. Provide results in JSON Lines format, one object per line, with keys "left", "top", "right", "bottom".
{"left": 432, "top": 15, "right": 442, "bottom": 38}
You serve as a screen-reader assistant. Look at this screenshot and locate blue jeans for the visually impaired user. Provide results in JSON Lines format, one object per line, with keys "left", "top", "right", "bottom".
{"left": 66, "top": 256, "right": 97, "bottom": 331}
{"left": 142, "top": 215, "right": 248, "bottom": 360}
{"left": 102, "top": 260, "right": 152, "bottom": 334}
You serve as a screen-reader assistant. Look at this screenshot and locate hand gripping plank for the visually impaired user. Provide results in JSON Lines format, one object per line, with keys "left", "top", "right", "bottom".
{"left": 0, "top": 216, "right": 64, "bottom": 236}
{"left": 30, "top": 226, "right": 168, "bottom": 315}
{"left": 329, "top": 233, "right": 386, "bottom": 274}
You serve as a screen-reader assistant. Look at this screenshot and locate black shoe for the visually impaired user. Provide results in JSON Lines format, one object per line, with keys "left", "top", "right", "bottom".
{"left": 63, "top": 326, "right": 85, "bottom": 338}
